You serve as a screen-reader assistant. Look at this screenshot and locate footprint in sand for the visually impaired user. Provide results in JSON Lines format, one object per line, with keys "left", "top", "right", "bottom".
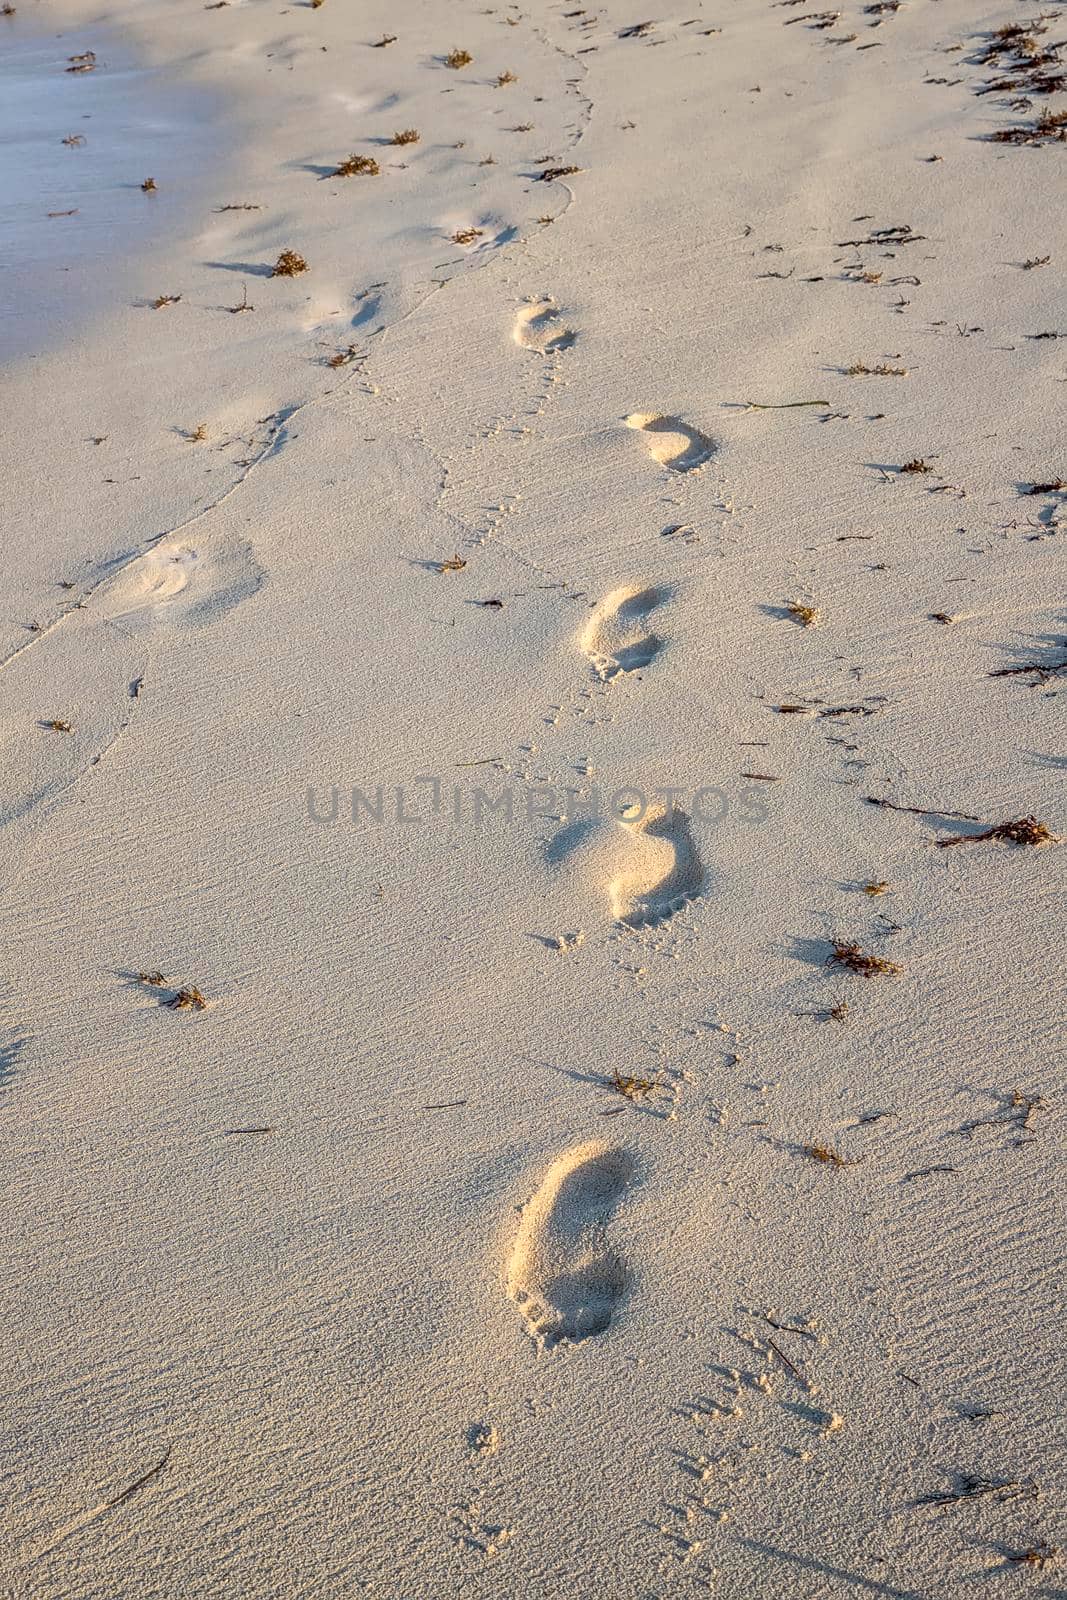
{"left": 609, "top": 803, "right": 705, "bottom": 927}
{"left": 101, "top": 546, "right": 199, "bottom": 614}
{"left": 625, "top": 412, "right": 714, "bottom": 473}
{"left": 580, "top": 583, "right": 670, "bottom": 681}
{"left": 96, "top": 539, "right": 263, "bottom": 628}
{"left": 513, "top": 299, "right": 578, "bottom": 355}
{"left": 507, "top": 1143, "right": 635, "bottom": 1349}
{"left": 548, "top": 804, "right": 706, "bottom": 927}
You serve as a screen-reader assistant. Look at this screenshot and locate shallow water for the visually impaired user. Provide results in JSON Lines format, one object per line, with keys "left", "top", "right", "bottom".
{"left": 0, "top": 24, "right": 220, "bottom": 362}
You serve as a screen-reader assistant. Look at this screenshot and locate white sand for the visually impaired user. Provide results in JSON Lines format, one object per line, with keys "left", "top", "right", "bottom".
{"left": 2, "top": 0, "right": 1064, "bottom": 1594}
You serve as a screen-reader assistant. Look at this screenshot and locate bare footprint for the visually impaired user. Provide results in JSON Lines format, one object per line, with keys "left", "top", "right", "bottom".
{"left": 99, "top": 545, "right": 199, "bottom": 617}
{"left": 96, "top": 539, "right": 264, "bottom": 628}
{"left": 580, "top": 584, "right": 669, "bottom": 680}
{"left": 625, "top": 412, "right": 714, "bottom": 472}
{"left": 610, "top": 804, "right": 705, "bottom": 927}
{"left": 507, "top": 1143, "right": 635, "bottom": 1349}
{"left": 546, "top": 802, "right": 705, "bottom": 926}
{"left": 513, "top": 299, "right": 578, "bottom": 354}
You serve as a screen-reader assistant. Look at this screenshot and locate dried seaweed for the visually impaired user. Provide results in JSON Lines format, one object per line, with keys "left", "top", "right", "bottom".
{"left": 827, "top": 941, "right": 901, "bottom": 977}
{"left": 935, "top": 817, "right": 1057, "bottom": 848}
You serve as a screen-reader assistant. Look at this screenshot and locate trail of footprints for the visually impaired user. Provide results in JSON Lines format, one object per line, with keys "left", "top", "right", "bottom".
{"left": 489, "top": 308, "right": 719, "bottom": 1350}
{"left": 569, "top": 576, "right": 706, "bottom": 929}
{"left": 498, "top": 305, "right": 720, "bottom": 1357}
{"left": 500, "top": 358, "right": 715, "bottom": 1353}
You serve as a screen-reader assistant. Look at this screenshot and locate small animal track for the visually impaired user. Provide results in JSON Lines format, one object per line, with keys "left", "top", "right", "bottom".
{"left": 507, "top": 1143, "right": 635, "bottom": 1349}
{"left": 610, "top": 804, "right": 705, "bottom": 927}
{"left": 580, "top": 584, "right": 669, "bottom": 680}
{"left": 625, "top": 412, "right": 715, "bottom": 472}
{"left": 513, "top": 299, "right": 577, "bottom": 354}
{"left": 0, "top": 620, "right": 136, "bottom": 834}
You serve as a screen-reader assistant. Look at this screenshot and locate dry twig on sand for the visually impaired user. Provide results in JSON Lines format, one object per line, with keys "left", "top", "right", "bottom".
{"left": 865, "top": 796, "right": 980, "bottom": 821}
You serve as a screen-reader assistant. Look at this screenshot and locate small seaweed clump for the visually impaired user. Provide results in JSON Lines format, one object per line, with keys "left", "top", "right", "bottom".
{"left": 166, "top": 986, "right": 207, "bottom": 1011}
{"left": 936, "top": 817, "right": 1057, "bottom": 849}
{"left": 1006, "top": 1543, "right": 1060, "bottom": 1571}
{"left": 271, "top": 250, "right": 308, "bottom": 277}
{"left": 390, "top": 129, "right": 420, "bottom": 146}
{"left": 333, "top": 153, "right": 379, "bottom": 177}
{"left": 992, "top": 108, "right": 1067, "bottom": 146}
{"left": 611, "top": 1070, "right": 659, "bottom": 1101}
{"left": 802, "top": 1143, "right": 862, "bottom": 1168}
{"left": 975, "top": 20, "right": 1066, "bottom": 97}
{"left": 445, "top": 48, "right": 473, "bottom": 68}
{"left": 326, "top": 345, "right": 361, "bottom": 369}
{"left": 827, "top": 941, "right": 902, "bottom": 977}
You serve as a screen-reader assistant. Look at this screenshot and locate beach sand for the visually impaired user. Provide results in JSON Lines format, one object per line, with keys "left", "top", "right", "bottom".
{"left": 1, "top": 0, "right": 1064, "bottom": 1594}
